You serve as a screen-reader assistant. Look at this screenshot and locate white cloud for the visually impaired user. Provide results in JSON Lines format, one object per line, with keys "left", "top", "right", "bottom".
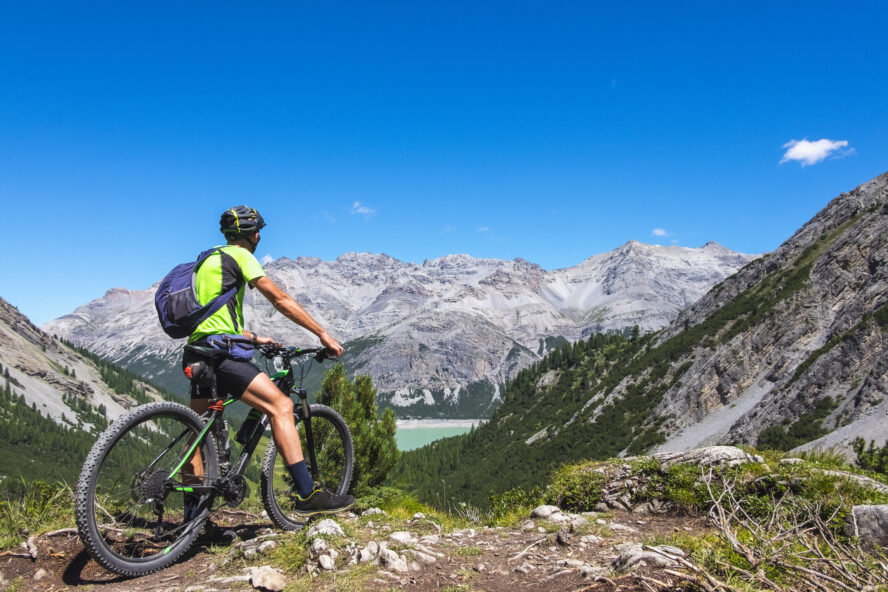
{"left": 260, "top": 254, "right": 274, "bottom": 265}
{"left": 477, "top": 226, "right": 489, "bottom": 232}
{"left": 780, "top": 138, "right": 852, "bottom": 166}
{"left": 652, "top": 228, "right": 668, "bottom": 237}
{"left": 351, "top": 201, "right": 376, "bottom": 217}
{"left": 322, "top": 211, "right": 336, "bottom": 224}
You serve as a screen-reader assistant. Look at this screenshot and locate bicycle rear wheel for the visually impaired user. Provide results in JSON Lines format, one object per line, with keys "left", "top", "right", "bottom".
{"left": 260, "top": 404, "right": 354, "bottom": 530}
{"left": 75, "top": 401, "right": 218, "bottom": 576}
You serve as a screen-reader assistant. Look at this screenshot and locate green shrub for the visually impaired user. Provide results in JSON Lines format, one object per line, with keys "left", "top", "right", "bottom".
{"left": 487, "top": 485, "right": 544, "bottom": 518}
{"left": 853, "top": 438, "right": 888, "bottom": 474}
{"left": 545, "top": 463, "right": 604, "bottom": 511}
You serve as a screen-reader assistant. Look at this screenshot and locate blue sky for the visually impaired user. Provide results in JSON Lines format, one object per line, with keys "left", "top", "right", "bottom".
{"left": 1, "top": 1, "right": 886, "bottom": 326}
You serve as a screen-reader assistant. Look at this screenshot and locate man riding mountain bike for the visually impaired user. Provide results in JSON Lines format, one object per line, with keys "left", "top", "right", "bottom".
{"left": 181, "top": 205, "right": 354, "bottom": 520}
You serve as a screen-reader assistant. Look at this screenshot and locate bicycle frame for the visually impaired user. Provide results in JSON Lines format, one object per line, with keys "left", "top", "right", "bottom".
{"left": 163, "top": 353, "right": 320, "bottom": 499}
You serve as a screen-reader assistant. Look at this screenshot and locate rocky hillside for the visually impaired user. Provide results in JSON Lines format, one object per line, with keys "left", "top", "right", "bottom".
{"left": 44, "top": 242, "right": 755, "bottom": 418}
{"left": 393, "top": 170, "right": 888, "bottom": 507}
{"left": 5, "top": 446, "right": 888, "bottom": 592}
{"left": 0, "top": 297, "right": 179, "bottom": 487}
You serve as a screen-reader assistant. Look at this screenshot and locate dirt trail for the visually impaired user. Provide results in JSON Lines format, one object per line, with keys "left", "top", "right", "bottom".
{"left": 1, "top": 508, "right": 712, "bottom": 591}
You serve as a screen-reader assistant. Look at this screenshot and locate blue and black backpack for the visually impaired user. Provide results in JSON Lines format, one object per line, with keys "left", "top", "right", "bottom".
{"left": 155, "top": 248, "right": 239, "bottom": 339}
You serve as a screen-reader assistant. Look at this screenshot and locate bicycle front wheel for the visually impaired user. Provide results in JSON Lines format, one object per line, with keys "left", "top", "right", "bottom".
{"left": 260, "top": 404, "right": 354, "bottom": 530}
{"left": 75, "top": 401, "right": 218, "bottom": 576}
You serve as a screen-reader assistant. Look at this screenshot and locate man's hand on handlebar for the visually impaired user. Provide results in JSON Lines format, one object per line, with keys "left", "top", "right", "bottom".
{"left": 253, "top": 335, "right": 280, "bottom": 346}
{"left": 318, "top": 331, "right": 343, "bottom": 358}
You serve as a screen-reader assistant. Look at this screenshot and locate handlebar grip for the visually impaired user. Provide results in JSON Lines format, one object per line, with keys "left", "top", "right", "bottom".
{"left": 314, "top": 348, "right": 337, "bottom": 362}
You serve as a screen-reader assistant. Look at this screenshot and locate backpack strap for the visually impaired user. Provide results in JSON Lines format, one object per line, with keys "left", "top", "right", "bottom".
{"left": 186, "top": 248, "right": 239, "bottom": 330}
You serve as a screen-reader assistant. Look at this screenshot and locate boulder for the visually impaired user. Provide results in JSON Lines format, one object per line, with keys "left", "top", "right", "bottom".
{"left": 306, "top": 519, "right": 344, "bottom": 539}
{"left": 649, "top": 446, "right": 763, "bottom": 469}
{"left": 845, "top": 505, "right": 888, "bottom": 550}
{"left": 249, "top": 566, "right": 287, "bottom": 592}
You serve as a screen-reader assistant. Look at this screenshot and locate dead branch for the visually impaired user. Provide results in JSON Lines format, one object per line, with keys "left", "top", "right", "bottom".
{"left": 508, "top": 536, "right": 546, "bottom": 562}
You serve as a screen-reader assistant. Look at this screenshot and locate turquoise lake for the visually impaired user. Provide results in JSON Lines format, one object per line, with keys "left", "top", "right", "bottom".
{"left": 394, "top": 421, "right": 479, "bottom": 451}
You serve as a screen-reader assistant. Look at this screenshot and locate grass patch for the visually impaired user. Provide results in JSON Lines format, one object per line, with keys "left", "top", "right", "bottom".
{"left": 452, "top": 545, "right": 484, "bottom": 557}
{"left": 0, "top": 480, "right": 73, "bottom": 550}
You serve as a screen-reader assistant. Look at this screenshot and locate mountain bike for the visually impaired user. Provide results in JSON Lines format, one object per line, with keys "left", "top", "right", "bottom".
{"left": 74, "top": 343, "right": 354, "bottom": 576}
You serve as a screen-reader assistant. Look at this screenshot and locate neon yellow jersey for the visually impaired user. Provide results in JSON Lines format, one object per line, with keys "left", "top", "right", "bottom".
{"left": 188, "top": 245, "right": 266, "bottom": 343}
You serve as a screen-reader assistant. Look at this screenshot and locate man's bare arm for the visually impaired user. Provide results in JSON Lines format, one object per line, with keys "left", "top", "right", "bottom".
{"left": 252, "top": 276, "right": 343, "bottom": 356}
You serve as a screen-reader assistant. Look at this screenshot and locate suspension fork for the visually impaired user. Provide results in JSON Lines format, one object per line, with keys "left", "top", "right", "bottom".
{"left": 294, "top": 388, "right": 320, "bottom": 482}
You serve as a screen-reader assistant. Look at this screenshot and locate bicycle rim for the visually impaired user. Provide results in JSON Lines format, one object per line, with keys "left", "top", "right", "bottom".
{"left": 77, "top": 403, "right": 217, "bottom": 574}
{"left": 261, "top": 405, "right": 353, "bottom": 530}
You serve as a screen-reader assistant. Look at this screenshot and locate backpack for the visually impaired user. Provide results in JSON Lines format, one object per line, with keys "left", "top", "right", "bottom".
{"left": 155, "top": 248, "right": 240, "bottom": 339}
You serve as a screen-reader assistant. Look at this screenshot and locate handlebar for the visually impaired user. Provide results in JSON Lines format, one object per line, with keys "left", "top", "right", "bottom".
{"left": 258, "top": 344, "right": 337, "bottom": 363}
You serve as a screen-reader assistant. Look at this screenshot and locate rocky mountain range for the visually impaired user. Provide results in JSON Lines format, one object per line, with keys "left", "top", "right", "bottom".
{"left": 43, "top": 242, "right": 755, "bottom": 418}
{"left": 391, "top": 171, "right": 888, "bottom": 508}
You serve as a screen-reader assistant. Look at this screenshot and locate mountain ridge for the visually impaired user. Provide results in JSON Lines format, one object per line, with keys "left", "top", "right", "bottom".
{"left": 45, "top": 241, "right": 756, "bottom": 418}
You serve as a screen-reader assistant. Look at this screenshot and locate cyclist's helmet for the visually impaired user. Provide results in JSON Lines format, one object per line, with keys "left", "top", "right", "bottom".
{"left": 220, "top": 206, "right": 266, "bottom": 239}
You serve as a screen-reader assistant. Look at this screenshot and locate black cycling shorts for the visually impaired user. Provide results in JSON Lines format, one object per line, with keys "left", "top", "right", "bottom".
{"left": 182, "top": 350, "right": 262, "bottom": 400}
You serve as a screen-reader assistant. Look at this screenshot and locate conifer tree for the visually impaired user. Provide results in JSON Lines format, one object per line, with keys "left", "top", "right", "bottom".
{"left": 317, "top": 364, "right": 399, "bottom": 494}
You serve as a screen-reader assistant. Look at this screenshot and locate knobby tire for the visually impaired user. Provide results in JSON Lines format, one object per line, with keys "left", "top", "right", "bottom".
{"left": 260, "top": 404, "right": 354, "bottom": 531}
{"left": 75, "top": 401, "right": 218, "bottom": 577}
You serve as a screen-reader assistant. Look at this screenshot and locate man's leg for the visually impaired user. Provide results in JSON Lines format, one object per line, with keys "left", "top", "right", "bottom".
{"left": 238, "top": 373, "right": 303, "bottom": 464}
{"left": 239, "top": 372, "right": 354, "bottom": 515}
{"left": 183, "top": 398, "right": 211, "bottom": 522}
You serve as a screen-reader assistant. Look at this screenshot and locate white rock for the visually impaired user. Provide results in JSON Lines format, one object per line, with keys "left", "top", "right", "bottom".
{"left": 318, "top": 554, "right": 336, "bottom": 571}
{"left": 412, "top": 512, "right": 426, "bottom": 520}
{"left": 359, "top": 541, "right": 380, "bottom": 563}
{"left": 306, "top": 519, "right": 344, "bottom": 539}
{"left": 389, "top": 531, "right": 417, "bottom": 545}
{"left": 406, "top": 549, "right": 437, "bottom": 564}
{"left": 33, "top": 568, "right": 49, "bottom": 581}
{"left": 570, "top": 515, "right": 589, "bottom": 528}
{"left": 530, "top": 505, "right": 561, "bottom": 519}
{"left": 257, "top": 540, "right": 277, "bottom": 554}
{"left": 379, "top": 547, "right": 410, "bottom": 573}
{"left": 249, "top": 565, "right": 287, "bottom": 592}
{"left": 453, "top": 528, "right": 477, "bottom": 537}
{"left": 310, "top": 538, "right": 328, "bottom": 555}
{"left": 418, "top": 534, "right": 440, "bottom": 545}
{"left": 521, "top": 519, "right": 536, "bottom": 530}
{"left": 362, "top": 507, "right": 387, "bottom": 516}
{"left": 651, "top": 446, "right": 763, "bottom": 469}
{"left": 580, "top": 534, "right": 603, "bottom": 544}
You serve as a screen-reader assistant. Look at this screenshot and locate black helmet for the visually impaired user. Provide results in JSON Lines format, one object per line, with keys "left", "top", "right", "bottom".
{"left": 220, "top": 206, "right": 266, "bottom": 238}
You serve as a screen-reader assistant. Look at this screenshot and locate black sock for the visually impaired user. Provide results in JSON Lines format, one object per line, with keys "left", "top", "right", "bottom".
{"left": 286, "top": 460, "right": 315, "bottom": 497}
{"left": 183, "top": 492, "right": 201, "bottom": 522}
